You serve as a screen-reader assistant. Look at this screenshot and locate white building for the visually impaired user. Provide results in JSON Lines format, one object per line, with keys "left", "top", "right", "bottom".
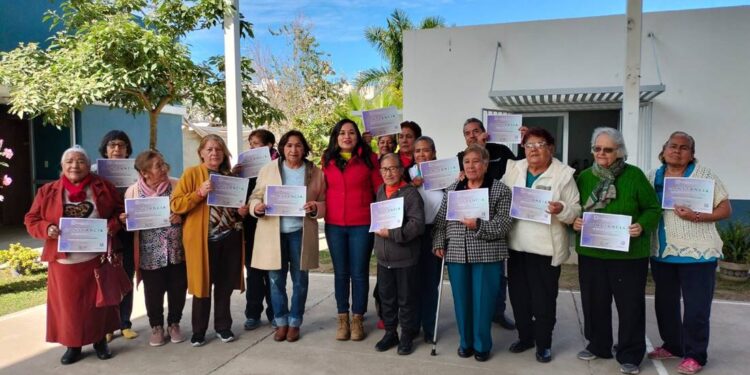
{"left": 403, "top": 6, "right": 750, "bottom": 218}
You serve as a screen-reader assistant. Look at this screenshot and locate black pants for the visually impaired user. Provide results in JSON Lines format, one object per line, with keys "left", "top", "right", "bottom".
{"left": 192, "top": 230, "right": 242, "bottom": 334}
{"left": 243, "top": 219, "right": 273, "bottom": 321}
{"left": 141, "top": 263, "right": 188, "bottom": 327}
{"left": 377, "top": 264, "right": 419, "bottom": 336}
{"left": 507, "top": 249, "right": 561, "bottom": 350}
{"left": 651, "top": 259, "right": 716, "bottom": 366}
{"left": 578, "top": 254, "right": 648, "bottom": 365}
{"left": 417, "top": 224, "right": 442, "bottom": 335}
{"left": 118, "top": 230, "right": 135, "bottom": 330}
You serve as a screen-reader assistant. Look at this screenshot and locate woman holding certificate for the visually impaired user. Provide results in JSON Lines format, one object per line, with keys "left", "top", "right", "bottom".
{"left": 432, "top": 144, "right": 513, "bottom": 362}
{"left": 646, "top": 132, "right": 731, "bottom": 375}
{"left": 24, "top": 146, "right": 122, "bottom": 365}
{"left": 122, "top": 150, "right": 187, "bottom": 347}
{"left": 249, "top": 130, "right": 326, "bottom": 342}
{"left": 171, "top": 134, "right": 249, "bottom": 347}
{"left": 572, "top": 127, "right": 661, "bottom": 375}
{"left": 322, "top": 119, "right": 383, "bottom": 341}
{"left": 501, "top": 128, "right": 581, "bottom": 363}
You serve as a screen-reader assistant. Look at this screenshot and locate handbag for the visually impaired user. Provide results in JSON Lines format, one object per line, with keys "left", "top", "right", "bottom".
{"left": 94, "top": 241, "right": 133, "bottom": 308}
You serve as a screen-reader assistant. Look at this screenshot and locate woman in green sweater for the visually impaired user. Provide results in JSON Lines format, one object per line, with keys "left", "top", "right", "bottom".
{"left": 572, "top": 127, "right": 661, "bottom": 375}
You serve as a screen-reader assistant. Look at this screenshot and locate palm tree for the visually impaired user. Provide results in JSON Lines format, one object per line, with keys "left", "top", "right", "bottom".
{"left": 355, "top": 9, "right": 444, "bottom": 91}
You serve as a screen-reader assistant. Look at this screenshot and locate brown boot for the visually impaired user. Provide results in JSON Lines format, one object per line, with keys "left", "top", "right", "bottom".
{"left": 351, "top": 314, "right": 365, "bottom": 341}
{"left": 336, "top": 313, "right": 350, "bottom": 341}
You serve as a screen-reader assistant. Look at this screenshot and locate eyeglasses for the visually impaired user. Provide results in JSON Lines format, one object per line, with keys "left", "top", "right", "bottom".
{"left": 107, "top": 141, "right": 128, "bottom": 149}
{"left": 591, "top": 146, "right": 616, "bottom": 154}
{"left": 379, "top": 166, "right": 401, "bottom": 174}
{"left": 523, "top": 141, "right": 548, "bottom": 150}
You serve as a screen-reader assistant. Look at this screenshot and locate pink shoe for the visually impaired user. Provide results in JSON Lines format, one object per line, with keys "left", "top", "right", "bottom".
{"left": 648, "top": 346, "right": 678, "bottom": 360}
{"left": 168, "top": 324, "right": 185, "bottom": 343}
{"left": 149, "top": 326, "right": 166, "bottom": 347}
{"left": 376, "top": 319, "right": 385, "bottom": 330}
{"left": 677, "top": 358, "right": 703, "bottom": 374}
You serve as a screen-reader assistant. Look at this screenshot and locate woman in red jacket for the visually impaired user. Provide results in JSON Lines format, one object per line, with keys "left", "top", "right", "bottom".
{"left": 322, "top": 119, "right": 383, "bottom": 342}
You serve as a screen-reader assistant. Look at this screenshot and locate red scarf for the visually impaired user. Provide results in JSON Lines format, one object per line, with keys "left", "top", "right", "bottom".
{"left": 399, "top": 152, "right": 413, "bottom": 169}
{"left": 62, "top": 174, "right": 93, "bottom": 202}
{"left": 385, "top": 181, "right": 407, "bottom": 198}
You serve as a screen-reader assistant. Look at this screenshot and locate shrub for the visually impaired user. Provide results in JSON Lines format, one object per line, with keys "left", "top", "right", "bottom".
{"left": 719, "top": 221, "right": 750, "bottom": 264}
{"left": 0, "top": 243, "right": 45, "bottom": 275}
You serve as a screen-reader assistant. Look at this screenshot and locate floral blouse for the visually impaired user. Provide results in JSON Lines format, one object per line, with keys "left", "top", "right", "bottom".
{"left": 138, "top": 184, "right": 185, "bottom": 270}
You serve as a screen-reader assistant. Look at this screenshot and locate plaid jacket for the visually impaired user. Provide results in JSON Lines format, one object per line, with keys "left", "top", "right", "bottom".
{"left": 432, "top": 178, "right": 512, "bottom": 263}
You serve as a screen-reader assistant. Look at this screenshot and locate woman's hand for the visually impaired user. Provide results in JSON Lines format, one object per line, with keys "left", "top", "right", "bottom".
{"left": 461, "top": 218, "right": 478, "bottom": 230}
{"left": 254, "top": 203, "right": 267, "bottom": 216}
{"left": 572, "top": 217, "right": 583, "bottom": 232}
{"left": 230, "top": 164, "right": 243, "bottom": 176}
{"left": 197, "top": 180, "right": 212, "bottom": 198}
{"left": 47, "top": 224, "right": 60, "bottom": 240}
{"left": 547, "top": 201, "right": 563, "bottom": 215}
{"left": 119, "top": 212, "right": 128, "bottom": 224}
{"left": 629, "top": 223, "right": 643, "bottom": 237}
{"left": 375, "top": 228, "right": 389, "bottom": 238}
{"left": 411, "top": 176, "right": 424, "bottom": 187}
{"left": 673, "top": 205, "right": 695, "bottom": 221}
{"left": 433, "top": 248, "right": 446, "bottom": 258}
{"left": 304, "top": 201, "right": 318, "bottom": 216}
{"left": 238, "top": 204, "right": 249, "bottom": 217}
{"left": 169, "top": 213, "right": 182, "bottom": 225}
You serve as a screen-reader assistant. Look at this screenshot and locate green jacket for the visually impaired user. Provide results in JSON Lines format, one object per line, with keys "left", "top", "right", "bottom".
{"left": 575, "top": 164, "right": 661, "bottom": 260}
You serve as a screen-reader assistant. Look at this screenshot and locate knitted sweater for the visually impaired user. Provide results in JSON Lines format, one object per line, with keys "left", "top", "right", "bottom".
{"left": 575, "top": 164, "right": 661, "bottom": 260}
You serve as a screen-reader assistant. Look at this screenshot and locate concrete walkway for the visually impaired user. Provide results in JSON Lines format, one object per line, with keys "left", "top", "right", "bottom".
{"left": 1, "top": 273, "right": 749, "bottom": 374}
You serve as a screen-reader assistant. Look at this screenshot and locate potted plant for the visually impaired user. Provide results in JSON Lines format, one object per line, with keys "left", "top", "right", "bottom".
{"left": 718, "top": 221, "right": 750, "bottom": 281}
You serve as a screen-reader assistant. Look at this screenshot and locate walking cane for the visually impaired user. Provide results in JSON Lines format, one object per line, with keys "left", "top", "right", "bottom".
{"left": 430, "top": 256, "right": 447, "bottom": 356}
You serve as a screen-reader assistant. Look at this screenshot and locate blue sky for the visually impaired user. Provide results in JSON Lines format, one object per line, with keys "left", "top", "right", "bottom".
{"left": 183, "top": 0, "right": 749, "bottom": 81}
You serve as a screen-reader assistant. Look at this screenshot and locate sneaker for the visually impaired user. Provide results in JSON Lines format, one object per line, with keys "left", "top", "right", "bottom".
{"left": 648, "top": 346, "right": 678, "bottom": 360}
{"left": 121, "top": 328, "right": 138, "bottom": 339}
{"left": 216, "top": 330, "right": 235, "bottom": 343}
{"left": 620, "top": 363, "right": 640, "bottom": 374}
{"left": 244, "top": 318, "right": 260, "bottom": 331}
{"left": 577, "top": 349, "right": 598, "bottom": 361}
{"left": 168, "top": 324, "right": 185, "bottom": 343}
{"left": 149, "top": 326, "right": 167, "bottom": 347}
{"left": 191, "top": 333, "right": 206, "bottom": 347}
{"left": 677, "top": 358, "right": 703, "bottom": 375}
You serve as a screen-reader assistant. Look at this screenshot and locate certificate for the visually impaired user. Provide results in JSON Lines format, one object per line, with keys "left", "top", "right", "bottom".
{"left": 369, "top": 197, "right": 404, "bottom": 232}
{"left": 238, "top": 147, "right": 272, "bottom": 178}
{"left": 58, "top": 218, "right": 108, "bottom": 253}
{"left": 96, "top": 159, "right": 138, "bottom": 187}
{"left": 446, "top": 188, "right": 490, "bottom": 221}
{"left": 487, "top": 114, "right": 523, "bottom": 144}
{"left": 265, "top": 185, "right": 307, "bottom": 217}
{"left": 124, "top": 197, "right": 171, "bottom": 231}
{"left": 580, "top": 212, "right": 632, "bottom": 252}
{"left": 207, "top": 174, "right": 249, "bottom": 208}
{"left": 419, "top": 158, "right": 460, "bottom": 191}
{"left": 362, "top": 106, "right": 401, "bottom": 137}
{"left": 509, "top": 186, "right": 553, "bottom": 224}
{"left": 662, "top": 177, "right": 715, "bottom": 214}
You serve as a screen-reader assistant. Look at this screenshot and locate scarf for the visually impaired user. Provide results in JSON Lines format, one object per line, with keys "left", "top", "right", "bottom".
{"left": 138, "top": 176, "right": 170, "bottom": 197}
{"left": 583, "top": 158, "right": 626, "bottom": 211}
{"left": 62, "top": 174, "right": 92, "bottom": 203}
{"left": 399, "top": 152, "right": 414, "bottom": 170}
{"left": 385, "top": 181, "right": 407, "bottom": 198}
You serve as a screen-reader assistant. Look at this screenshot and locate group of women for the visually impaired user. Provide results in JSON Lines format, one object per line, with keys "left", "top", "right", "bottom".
{"left": 25, "top": 120, "right": 729, "bottom": 375}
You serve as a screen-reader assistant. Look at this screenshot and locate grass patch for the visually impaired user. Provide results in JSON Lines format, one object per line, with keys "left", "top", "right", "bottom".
{"left": 0, "top": 269, "right": 47, "bottom": 316}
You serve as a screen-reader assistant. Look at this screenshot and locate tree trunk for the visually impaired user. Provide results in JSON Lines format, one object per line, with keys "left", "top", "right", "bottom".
{"left": 149, "top": 111, "right": 158, "bottom": 150}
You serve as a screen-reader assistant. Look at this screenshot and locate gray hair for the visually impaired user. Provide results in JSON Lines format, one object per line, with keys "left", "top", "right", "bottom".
{"left": 380, "top": 153, "right": 403, "bottom": 169}
{"left": 414, "top": 136, "right": 436, "bottom": 153}
{"left": 591, "top": 127, "right": 628, "bottom": 160}
{"left": 658, "top": 131, "right": 696, "bottom": 164}
{"left": 60, "top": 145, "right": 90, "bottom": 166}
{"left": 463, "top": 144, "right": 490, "bottom": 164}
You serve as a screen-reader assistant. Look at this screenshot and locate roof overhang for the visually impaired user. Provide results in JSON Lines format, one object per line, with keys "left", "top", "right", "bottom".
{"left": 489, "top": 84, "right": 665, "bottom": 112}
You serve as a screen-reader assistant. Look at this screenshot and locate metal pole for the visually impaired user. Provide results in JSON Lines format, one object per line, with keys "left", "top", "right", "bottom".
{"left": 622, "top": 0, "right": 643, "bottom": 166}
{"left": 223, "top": 0, "right": 243, "bottom": 165}
{"left": 430, "top": 256, "right": 447, "bottom": 356}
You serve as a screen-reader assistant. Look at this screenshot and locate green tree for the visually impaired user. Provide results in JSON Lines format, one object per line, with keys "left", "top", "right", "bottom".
{"left": 355, "top": 9, "right": 444, "bottom": 91}
{"left": 0, "top": 0, "right": 281, "bottom": 149}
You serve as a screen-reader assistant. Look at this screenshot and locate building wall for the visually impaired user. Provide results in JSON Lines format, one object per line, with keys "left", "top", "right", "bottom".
{"left": 403, "top": 6, "right": 750, "bottom": 220}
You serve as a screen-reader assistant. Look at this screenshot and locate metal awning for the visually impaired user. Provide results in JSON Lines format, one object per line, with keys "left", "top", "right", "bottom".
{"left": 489, "top": 84, "right": 665, "bottom": 112}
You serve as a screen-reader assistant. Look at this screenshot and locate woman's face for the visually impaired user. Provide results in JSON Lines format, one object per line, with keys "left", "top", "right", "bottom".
{"left": 249, "top": 136, "right": 269, "bottom": 150}
{"left": 524, "top": 135, "right": 553, "bottom": 169}
{"left": 142, "top": 156, "right": 168, "bottom": 184}
{"left": 337, "top": 122, "right": 357, "bottom": 153}
{"left": 377, "top": 136, "right": 395, "bottom": 155}
{"left": 592, "top": 134, "right": 619, "bottom": 169}
{"left": 106, "top": 138, "right": 129, "bottom": 159}
{"left": 380, "top": 157, "right": 403, "bottom": 187}
{"left": 463, "top": 151, "right": 487, "bottom": 181}
{"left": 413, "top": 140, "right": 436, "bottom": 164}
{"left": 283, "top": 135, "right": 305, "bottom": 166}
{"left": 398, "top": 127, "right": 417, "bottom": 154}
{"left": 200, "top": 140, "right": 225, "bottom": 170}
{"left": 663, "top": 135, "right": 694, "bottom": 168}
{"left": 62, "top": 152, "right": 90, "bottom": 183}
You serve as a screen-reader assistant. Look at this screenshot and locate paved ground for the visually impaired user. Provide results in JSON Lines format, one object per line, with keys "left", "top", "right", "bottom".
{"left": 1, "top": 273, "right": 749, "bottom": 375}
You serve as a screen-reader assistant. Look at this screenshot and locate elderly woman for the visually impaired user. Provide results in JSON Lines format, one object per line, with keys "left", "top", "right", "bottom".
{"left": 322, "top": 119, "right": 383, "bottom": 341}
{"left": 377, "top": 135, "right": 397, "bottom": 158}
{"left": 96, "top": 130, "right": 139, "bottom": 342}
{"left": 24, "top": 146, "right": 122, "bottom": 365}
{"left": 572, "top": 127, "right": 661, "bottom": 375}
{"left": 372, "top": 153, "right": 425, "bottom": 355}
{"left": 408, "top": 136, "right": 447, "bottom": 343}
{"left": 249, "top": 130, "right": 326, "bottom": 343}
{"left": 171, "top": 134, "right": 248, "bottom": 347}
{"left": 646, "top": 132, "right": 731, "bottom": 375}
{"left": 501, "top": 128, "right": 581, "bottom": 363}
{"left": 432, "top": 144, "right": 513, "bottom": 362}
{"left": 122, "top": 150, "right": 187, "bottom": 347}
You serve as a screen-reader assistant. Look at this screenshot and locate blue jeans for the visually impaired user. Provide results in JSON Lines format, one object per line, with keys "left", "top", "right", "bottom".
{"left": 447, "top": 261, "right": 502, "bottom": 353}
{"left": 269, "top": 230, "right": 308, "bottom": 328}
{"left": 325, "top": 224, "right": 373, "bottom": 315}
